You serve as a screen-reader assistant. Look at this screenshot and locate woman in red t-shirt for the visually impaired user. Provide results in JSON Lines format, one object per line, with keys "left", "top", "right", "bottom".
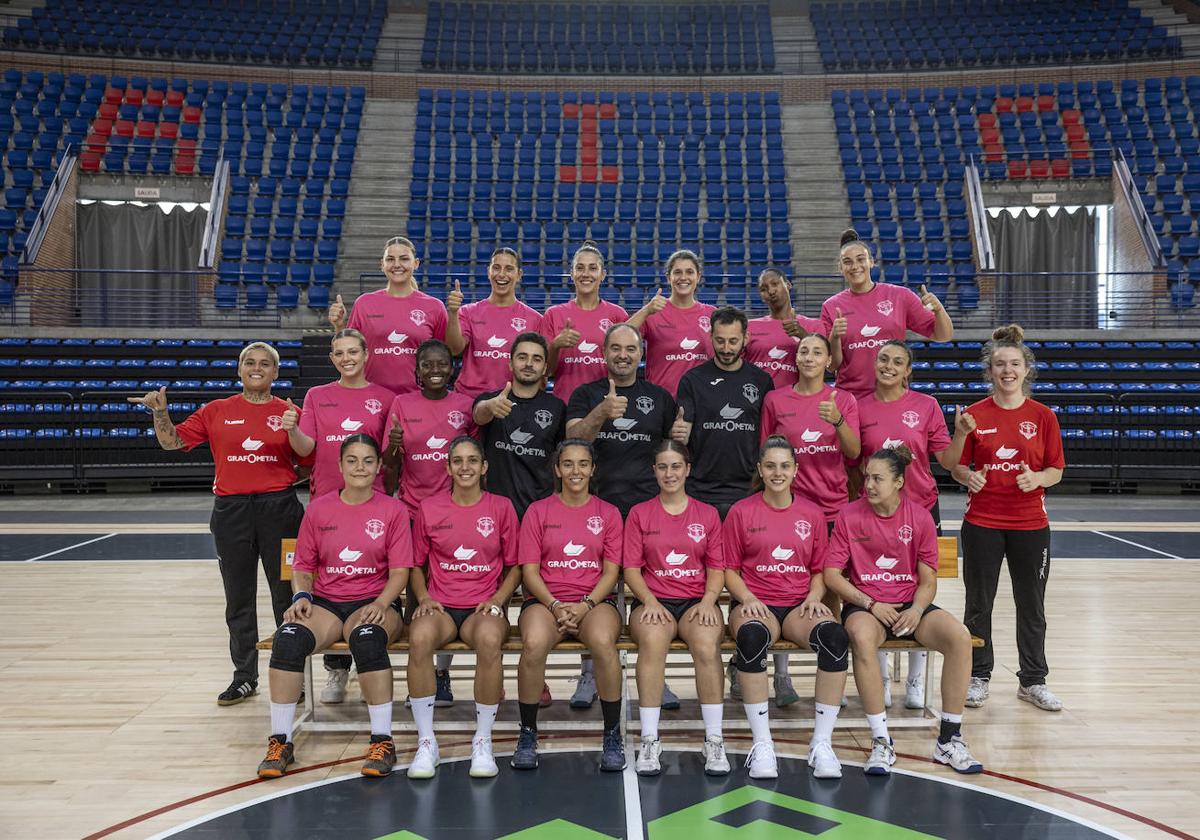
{"left": 825, "top": 446, "right": 982, "bottom": 777}
{"left": 953, "top": 324, "right": 1065, "bottom": 713}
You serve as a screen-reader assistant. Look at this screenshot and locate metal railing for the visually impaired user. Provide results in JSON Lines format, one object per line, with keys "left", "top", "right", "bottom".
{"left": 1113, "top": 147, "right": 1166, "bottom": 268}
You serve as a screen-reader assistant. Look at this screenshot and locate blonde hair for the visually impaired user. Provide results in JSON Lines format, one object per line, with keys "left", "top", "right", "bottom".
{"left": 238, "top": 341, "right": 279, "bottom": 367}
{"left": 981, "top": 323, "right": 1037, "bottom": 396}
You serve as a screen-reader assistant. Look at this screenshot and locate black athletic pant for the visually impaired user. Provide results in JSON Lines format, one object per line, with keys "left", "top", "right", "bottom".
{"left": 210, "top": 488, "right": 304, "bottom": 683}
{"left": 960, "top": 521, "right": 1051, "bottom": 687}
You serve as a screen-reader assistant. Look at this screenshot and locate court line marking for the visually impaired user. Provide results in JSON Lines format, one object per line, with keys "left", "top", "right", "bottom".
{"left": 623, "top": 761, "right": 645, "bottom": 840}
{"left": 1091, "top": 530, "right": 1184, "bottom": 559}
{"left": 23, "top": 532, "right": 117, "bottom": 562}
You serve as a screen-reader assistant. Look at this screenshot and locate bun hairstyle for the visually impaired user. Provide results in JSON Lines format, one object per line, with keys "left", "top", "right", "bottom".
{"left": 991, "top": 323, "right": 1024, "bottom": 344}
{"left": 840, "top": 228, "right": 860, "bottom": 247}
{"left": 750, "top": 433, "right": 796, "bottom": 493}
{"left": 869, "top": 445, "right": 914, "bottom": 481}
{"left": 981, "top": 322, "right": 1037, "bottom": 395}
{"left": 574, "top": 239, "right": 605, "bottom": 269}
{"left": 332, "top": 328, "right": 368, "bottom": 352}
{"left": 552, "top": 437, "right": 597, "bottom": 494}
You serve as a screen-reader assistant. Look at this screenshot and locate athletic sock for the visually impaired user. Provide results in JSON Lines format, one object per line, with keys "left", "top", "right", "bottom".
{"left": 877, "top": 650, "right": 891, "bottom": 680}
{"left": 639, "top": 705, "right": 661, "bottom": 740}
{"left": 474, "top": 702, "right": 499, "bottom": 741}
{"left": 907, "top": 651, "right": 927, "bottom": 686}
{"left": 601, "top": 698, "right": 622, "bottom": 731}
{"left": 743, "top": 701, "right": 771, "bottom": 745}
{"left": 410, "top": 694, "right": 436, "bottom": 742}
{"left": 518, "top": 701, "right": 540, "bottom": 732}
{"left": 435, "top": 654, "right": 453, "bottom": 671}
{"left": 812, "top": 702, "right": 840, "bottom": 746}
{"left": 772, "top": 652, "right": 789, "bottom": 676}
{"left": 938, "top": 712, "right": 963, "bottom": 744}
{"left": 270, "top": 702, "right": 296, "bottom": 739}
{"left": 867, "top": 711, "right": 889, "bottom": 741}
{"left": 700, "top": 703, "right": 724, "bottom": 740}
{"left": 367, "top": 702, "right": 392, "bottom": 738}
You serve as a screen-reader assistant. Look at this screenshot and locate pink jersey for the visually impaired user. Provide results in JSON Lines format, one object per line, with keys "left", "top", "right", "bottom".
{"left": 820, "top": 284, "right": 936, "bottom": 398}
{"left": 293, "top": 490, "right": 414, "bottom": 602}
{"left": 744, "top": 314, "right": 825, "bottom": 390}
{"left": 857, "top": 389, "right": 951, "bottom": 512}
{"left": 348, "top": 288, "right": 448, "bottom": 395}
{"left": 826, "top": 496, "right": 937, "bottom": 604}
{"left": 413, "top": 491, "right": 519, "bottom": 609}
{"left": 641, "top": 300, "right": 716, "bottom": 396}
{"left": 298, "top": 381, "right": 396, "bottom": 498}
{"left": 723, "top": 493, "right": 828, "bottom": 606}
{"left": 543, "top": 298, "right": 629, "bottom": 404}
{"left": 455, "top": 298, "right": 544, "bottom": 399}
{"left": 760, "top": 385, "right": 861, "bottom": 522}
{"left": 518, "top": 494, "right": 623, "bottom": 602}
{"left": 623, "top": 497, "right": 724, "bottom": 600}
{"left": 382, "top": 391, "right": 477, "bottom": 516}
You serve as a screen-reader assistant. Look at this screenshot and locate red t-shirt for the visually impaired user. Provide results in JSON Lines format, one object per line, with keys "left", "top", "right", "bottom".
{"left": 826, "top": 496, "right": 938, "bottom": 604}
{"left": 543, "top": 298, "right": 629, "bottom": 405}
{"left": 455, "top": 298, "right": 545, "bottom": 399}
{"left": 413, "top": 491, "right": 519, "bottom": 609}
{"left": 641, "top": 300, "right": 716, "bottom": 397}
{"left": 518, "top": 494, "right": 623, "bottom": 602}
{"left": 744, "top": 314, "right": 825, "bottom": 390}
{"left": 857, "top": 389, "right": 951, "bottom": 512}
{"left": 723, "top": 493, "right": 828, "bottom": 606}
{"left": 959, "top": 396, "right": 1065, "bottom": 530}
{"left": 175, "top": 394, "right": 301, "bottom": 496}
{"left": 623, "top": 497, "right": 724, "bottom": 600}
{"left": 292, "top": 490, "right": 414, "bottom": 602}
{"left": 760, "top": 384, "right": 860, "bottom": 522}
{"left": 298, "top": 381, "right": 395, "bottom": 498}
{"left": 348, "top": 287, "right": 448, "bottom": 394}
{"left": 382, "top": 391, "right": 478, "bottom": 517}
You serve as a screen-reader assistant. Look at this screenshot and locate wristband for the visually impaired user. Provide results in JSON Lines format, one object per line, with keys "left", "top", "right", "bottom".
{"left": 292, "top": 591, "right": 312, "bottom": 604}
{"left": 832, "top": 415, "right": 844, "bottom": 428}
{"left": 864, "top": 598, "right": 876, "bottom": 612}
{"left": 548, "top": 599, "right": 563, "bottom": 612}
{"left": 582, "top": 596, "right": 596, "bottom": 610}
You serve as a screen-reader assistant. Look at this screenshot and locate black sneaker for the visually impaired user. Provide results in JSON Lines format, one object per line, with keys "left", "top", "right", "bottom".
{"left": 435, "top": 668, "right": 454, "bottom": 707}
{"left": 510, "top": 725, "right": 539, "bottom": 770}
{"left": 257, "top": 735, "right": 294, "bottom": 778}
{"left": 600, "top": 725, "right": 626, "bottom": 772}
{"left": 217, "top": 679, "right": 258, "bottom": 706}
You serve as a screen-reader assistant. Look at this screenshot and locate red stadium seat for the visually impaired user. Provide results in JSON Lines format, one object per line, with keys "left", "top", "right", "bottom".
{"left": 984, "top": 142, "right": 1004, "bottom": 162}
{"left": 581, "top": 165, "right": 597, "bottom": 181}
{"left": 599, "top": 103, "right": 616, "bottom": 119}
{"left": 80, "top": 151, "right": 101, "bottom": 172}
{"left": 1030, "top": 160, "right": 1050, "bottom": 179}
{"left": 1015, "top": 96, "right": 1034, "bottom": 113}
{"left": 563, "top": 103, "right": 579, "bottom": 118}
{"left": 601, "top": 165, "right": 619, "bottom": 182}
{"left": 995, "top": 96, "right": 1013, "bottom": 113}
{"left": 1036, "top": 95, "right": 1055, "bottom": 112}
{"left": 175, "top": 155, "right": 195, "bottom": 175}
{"left": 1062, "top": 109, "right": 1081, "bottom": 125}
{"left": 146, "top": 89, "right": 164, "bottom": 107}
{"left": 559, "top": 165, "right": 577, "bottom": 182}
{"left": 1008, "top": 160, "right": 1028, "bottom": 179}
{"left": 104, "top": 87, "right": 123, "bottom": 105}
{"left": 1051, "top": 159, "right": 1069, "bottom": 178}
{"left": 98, "top": 102, "right": 118, "bottom": 120}
{"left": 166, "top": 90, "right": 184, "bottom": 107}
{"left": 136, "top": 121, "right": 157, "bottom": 139}
{"left": 581, "top": 147, "right": 598, "bottom": 165}
{"left": 581, "top": 104, "right": 597, "bottom": 118}
{"left": 159, "top": 121, "right": 179, "bottom": 140}
{"left": 91, "top": 119, "right": 113, "bottom": 136}
{"left": 981, "top": 127, "right": 1000, "bottom": 144}
{"left": 114, "top": 120, "right": 135, "bottom": 138}
{"left": 978, "top": 113, "right": 997, "bottom": 129}
{"left": 182, "top": 106, "right": 201, "bottom": 123}
{"left": 125, "top": 88, "right": 143, "bottom": 106}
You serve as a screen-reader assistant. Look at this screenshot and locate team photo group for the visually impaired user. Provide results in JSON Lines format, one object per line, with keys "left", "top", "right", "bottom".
{"left": 130, "top": 229, "right": 1066, "bottom": 787}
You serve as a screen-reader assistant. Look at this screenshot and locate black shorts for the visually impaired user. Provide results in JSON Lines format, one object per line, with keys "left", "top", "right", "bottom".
{"left": 731, "top": 600, "right": 802, "bottom": 627}
{"left": 520, "top": 595, "right": 621, "bottom": 618}
{"left": 445, "top": 606, "right": 477, "bottom": 633}
{"left": 312, "top": 595, "right": 402, "bottom": 624}
{"left": 842, "top": 601, "right": 941, "bottom": 641}
{"left": 629, "top": 597, "right": 703, "bottom": 624}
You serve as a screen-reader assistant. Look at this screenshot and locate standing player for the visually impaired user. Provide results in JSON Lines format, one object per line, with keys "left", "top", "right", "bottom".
{"left": 256, "top": 435, "right": 412, "bottom": 779}
{"left": 824, "top": 447, "right": 984, "bottom": 776}
{"left": 129, "top": 342, "right": 304, "bottom": 706}
{"left": 745, "top": 268, "right": 823, "bottom": 390}
{"left": 627, "top": 249, "right": 716, "bottom": 396}
{"left": 446, "top": 246, "right": 544, "bottom": 399}
{"left": 513, "top": 440, "right": 626, "bottom": 772}
{"left": 327, "top": 236, "right": 448, "bottom": 395}
{"left": 406, "top": 437, "right": 521, "bottom": 780}
{"left": 543, "top": 241, "right": 629, "bottom": 405}
{"left": 953, "top": 324, "right": 1065, "bottom": 712}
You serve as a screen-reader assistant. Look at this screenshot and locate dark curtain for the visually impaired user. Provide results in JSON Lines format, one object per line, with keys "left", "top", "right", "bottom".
{"left": 986, "top": 207, "right": 1097, "bottom": 329}
{"left": 76, "top": 202, "right": 208, "bottom": 326}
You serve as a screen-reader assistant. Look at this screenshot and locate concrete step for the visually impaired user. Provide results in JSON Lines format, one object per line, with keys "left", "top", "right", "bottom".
{"left": 372, "top": 13, "right": 426, "bottom": 73}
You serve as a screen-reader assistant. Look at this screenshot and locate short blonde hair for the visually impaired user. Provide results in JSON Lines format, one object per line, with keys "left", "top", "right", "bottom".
{"left": 238, "top": 341, "right": 280, "bottom": 367}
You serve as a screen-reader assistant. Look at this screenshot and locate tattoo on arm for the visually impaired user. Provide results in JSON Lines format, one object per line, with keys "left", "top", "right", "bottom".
{"left": 153, "top": 410, "right": 184, "bottom": 450}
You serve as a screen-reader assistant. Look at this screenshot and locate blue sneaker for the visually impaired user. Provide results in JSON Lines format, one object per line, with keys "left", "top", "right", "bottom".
{"left": 510, "top": 726, "right": 539, "bottom": 770}
{"left": 435, "top": 669, "right": 454, "bottom": 708}
{"left": 600, "top": 725, "right": 626, "bottom": 772}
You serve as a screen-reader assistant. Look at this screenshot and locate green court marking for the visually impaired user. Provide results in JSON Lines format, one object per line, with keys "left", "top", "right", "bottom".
{"left": 373, "top": 832, "right": 430, "bottom": 840}
{"left": 496, "top": 818, "right": 621, "bottom": 839}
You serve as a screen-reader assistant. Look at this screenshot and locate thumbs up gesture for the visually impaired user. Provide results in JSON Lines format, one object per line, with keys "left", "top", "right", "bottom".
{"left": 818, "top": 388, "right": 843, "bottom": 426}
{"left": 602, "top": 378, "right": 628, "bottom": 420}
{"left": 670, "top": 406, "right": 693, "bottom": 444}
{"left": 447, "top": 278, "right": 464, "bottom": 315}
{"left": 127, "top": 385, "right": 168, "bottom": 412}
{"left": 919, "top": 284, "right": 942, "bottom": 313}
{"left": 967, "top": 463, "right": 989, "bottom": 493}
{"left": 488, "top": 382, "right": 515, "bottom": 419}
{"left": 387, "top": 414, "right": 405, "bottom": 453}
{"left": 781, "top": 316, "right": 807, "bottom": 339}
{"left": 647, "top": 287, "right": 668, "bottom": 315}
{"left": 281, "top": 398, "right": 300, "bottom": 431}
{"left": 1015, "top": 462, "right": 1041, "bottom": 493}
{"left": 327, "top": 293, "right": 347, "bottom": 330}
{"left": 830, "top": 307, "right": 847, "bottom": 340}
{"left": 553, "top": 317, "right": 582, "bottom": 350}
{"left": 953, "top": 406, "right": 976, "bottom": 437}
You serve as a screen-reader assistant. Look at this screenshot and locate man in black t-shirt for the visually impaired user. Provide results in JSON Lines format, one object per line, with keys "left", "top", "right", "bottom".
{"left": 473, "top": 331, "right": 566, "bottom": 519}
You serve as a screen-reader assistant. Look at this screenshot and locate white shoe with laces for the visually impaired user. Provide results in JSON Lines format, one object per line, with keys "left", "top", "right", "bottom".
{"left": 882, "top": 681, "right": 893, "bottom": 709}
{"left": 320, "top": 668, "right": 349, "bottom": 704}
{"left": 965, "top": 677, "right": 989, "bottom": 708}
{"left": 933, "top": 735, "right": 984, "bottom": 773}
{"left": 807, "top": 740, "right": 842, "bottom": 779}
{"left": 1017, "top": 683, "right": 1063, "bottom": 711}
{"left": 469, "top": 737, "right": 498, "bottom": 778}
{"left": 702, "top": 735, "right": 730, "bottom": 776}
{"left": 863, "top": 736, "right": 896, "bottom": 776}
{"left": 406, "top": 738, "right": 440, "bottom": 779}
{"left": 635, "top": 737, "right": 662, "bottom": 776}
{"left": 904, "top": 679, "right": 925, "bottom": 710}
{"left": 745, "top": 740, "right": 778, "bottom": 779}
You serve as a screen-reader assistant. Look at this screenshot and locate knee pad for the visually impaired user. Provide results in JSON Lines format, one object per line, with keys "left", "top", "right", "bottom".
{"left": 270, "top": 623, "right": 316, "bottom": 673}
{"left": 348, "top": 623, "right": 391, "bottom": 674}
{"left": 734, "top": 622, "right": 771, "bottom": 673}
{"left": 809, "top": 621, "right": 849, "bottom": 673}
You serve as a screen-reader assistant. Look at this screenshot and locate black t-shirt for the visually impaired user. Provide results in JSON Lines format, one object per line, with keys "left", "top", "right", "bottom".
{"left": 566, "top": 377, "right": 675, "bottom": 517}
{"left": 677, "top": 359, "right": 773, "bottom": 507}
{"left": 473, "top": 388, "right": 566, "bottom": 518}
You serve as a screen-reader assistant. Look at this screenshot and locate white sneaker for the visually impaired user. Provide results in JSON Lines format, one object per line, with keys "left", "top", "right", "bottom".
{"left": 1017, "top": 683, "right": 1063, "bottom": 711}
{"left": 726, "top": 659, "right": 742, "bottom": 701}
{"left": 570, "top": 671, "right": 597, "bottom": 709}
{"left": 882, "top": 681, "right": 893, "bottom": 709}
{"left": 965, "top": 677, "right": 989, "bottom": 708}
{"left": 807, "top": 740, "right": 842, "bottom": 779}
{"left": 406, "top": 737, "right": 439, "bottom": 779}
{"left": 904, "top": 679, "right": 925, "bottom": 710}
{"left": 702, "top": 735, "right": 730, "bottom": 776}
{"left": 745, "top": 740, "right": 778, "bottom": 779}
{"left": 320, "top": 668, "right": 349, "bottom": 704}
{"left": 863, "top": 736, "right": 896, "bottom": 776}
{"left": 772, "top": 674, "right": 800, "bottom": 708}
{"left": 934, "top": 735, "right": 983, "bottom": 773}
{"left": 635, "top": 737, "right": 662, "bottom": 776}
{"left": 469, "top": 737, "right": 498, "bottom": 778}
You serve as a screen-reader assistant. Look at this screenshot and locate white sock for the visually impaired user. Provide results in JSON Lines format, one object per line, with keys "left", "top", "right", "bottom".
{"left": 474, "top": 702, "right": 499, "bottom": 741}
{"left": 639, "top": 705, "right": 661, "bottom": 740}
{"left": 581, "top": 657, "right": 594, "bottom": 676}
{"left": 270, "top": 702, "right": 296, "bottom": 738}
{"left": 941, "top": 711, "right": 962, "bottom": 724}
{"left": 812, "top": 701, "right": 840, "bottom": 745}
{"left": 773, "top": 653, "right": 789, "bottom": 676}
{"left": 744, "top": 701, "right": 771, "bottom": 745}
{"left": 700, "top": 703, "right": 723, "bottom": 740}
{"left": 877, "top": 650, "right": 891, "bottom": 682}
{"left": 367, "top": 702, "right": 392, "bottom": 737}
{"left": 907, "top": 651, "right": 928, "bottom": 686}
{"left": 867, "top": 711, "right": 889, "bottom": 741}
{"left": 410, "top": 694, "right": 436, "bottom": 742}
{"left": 435, "top": 653, "right": 452, "bottom": 671}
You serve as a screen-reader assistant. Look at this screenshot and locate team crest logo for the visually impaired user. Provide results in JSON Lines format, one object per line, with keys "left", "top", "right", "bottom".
{"left": 410, "top": 309, "right": 427, "bottom": 327}
{"left": 1018, "top": 421, "right": 1038, "bottom": 440}
{"left": 364, "top": 398, "right": 383, "bottom": 415}
{"left": 742, "top": 383, "right": 760, "bottom": 404}
{"left": 586, "top": 516, "right": 604, "bottom": 535}
{"left": 898, "top": 524, "right": 913, "bottom": 545}
{"left": 795, "top": 519, "right": 812, "bottom": 541}
{"left": 698, "top": 315, "right": 711, "bottom": 331}
{"left": 636, "top": 396, "right": 654, "bottom": 415}
{"left": 511, "top": 317, "right": 528, "bottom": 332}
{"left": 686, "top": 523, "right": 706, "bottom": 543}
{"left": 534, "top": 409, "right": 553, "bottom": 429}
{"left": 599, "top": 318, "right": 613, "bottom": 331}
{"left": 877, "top": 300, "right": 894, "bottom": 317}
{"left": 447, "top": 410, "right": 467, "bottom": 430}
{"left": 265, "top": 414, "right": 284, "bottom": 432}
{"left": 901, "top": 410, "right": 920, "bottom": 429}
{"left": 476, "top": 517, "right": 495, "bottom": 538}
{"left": 365, "top": 519, "right": 386, "bottom": 541}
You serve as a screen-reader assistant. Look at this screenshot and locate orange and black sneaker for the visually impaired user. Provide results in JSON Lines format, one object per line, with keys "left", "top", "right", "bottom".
{"left": 361, "top": 735, "right": 397, "bottom": 777}
{"left": 257, "top": 735, "right": 295, "bottom": 779}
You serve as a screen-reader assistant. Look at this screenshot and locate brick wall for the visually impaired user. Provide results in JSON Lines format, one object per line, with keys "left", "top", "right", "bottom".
{"left": 24, "top": 161, "right": 78, "bottom": 327}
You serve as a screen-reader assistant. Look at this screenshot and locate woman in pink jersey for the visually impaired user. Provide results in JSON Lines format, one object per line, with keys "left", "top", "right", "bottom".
{"left": 327, "top": 237, "right": 448, "bottom": 395}
{"left": 821, "top": 229, "right": 953, "bottom": 399}
{"left": 760, "top": 334, "right": 861, "bottom": 523}
{"left": 406, "top": 436, "right": 521, "bottom": 780}
{"left": 953, "top": 324, "right": 1065, "bottom": 713}
{"left": 513, "top": 439, "right": 626, "bottom": 773}
{"left": 382, "top": 339, "right": 477, "bottom": 517}
{"left": 625, "top": 441, "right": 728, "bottom": 778}
{"left": 724, "top": 435, "right": 851, "bottom": 781}
{"left": 824, "top": 446, "right": 982, "bottom": 777}
{"left": 745, "top": 267, "right": 824, "bottom": 390}
{"left": 544, "top": 240, "right": 629, "bottom": 404}
{"left": 256, "top": 435, "right": 413, "bottom": 781}
{"left": 627, "top": 248, "right": 716, "bottom": 397}
{"left": 446, "top": 246, "right": 545, "bottom": 399}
